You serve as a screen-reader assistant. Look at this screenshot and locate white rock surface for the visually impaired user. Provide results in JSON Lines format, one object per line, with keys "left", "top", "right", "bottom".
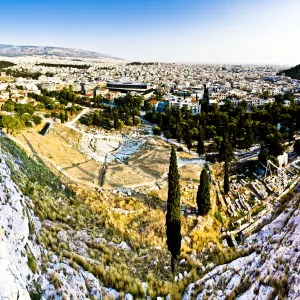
{"left": 0, "top": 158, "right": 34, "bottom": 299}
{"left": 0, "top": 152, "right": 104, "bottom": 299}
{"left": 183, "top": 195, "right": 300, "bottom": 299}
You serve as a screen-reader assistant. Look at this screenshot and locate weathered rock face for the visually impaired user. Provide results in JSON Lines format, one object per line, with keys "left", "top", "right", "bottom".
{"left": 41, "top": 254, "right": 103, "bottom": 299}
{"left": 183, "top": 195, "right": 300, "bottom": 300}
{"left": 0, "top": 153, "right": 104, "bottom": 299}
{"left": 0, "top": 157, "right": 33, "bottom": 299}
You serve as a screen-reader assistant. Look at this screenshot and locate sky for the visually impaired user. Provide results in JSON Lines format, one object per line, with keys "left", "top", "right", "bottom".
{"left": 0, "top": 0, "right": 299, "bottom": 65}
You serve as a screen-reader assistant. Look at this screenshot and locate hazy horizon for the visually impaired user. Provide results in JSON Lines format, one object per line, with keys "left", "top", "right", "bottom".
{"left": 1, "top": 0, "right": 299, "bottom": 65}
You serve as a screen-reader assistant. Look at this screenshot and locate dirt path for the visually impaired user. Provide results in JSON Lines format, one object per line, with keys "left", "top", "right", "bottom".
{"left": 66, "top": 107, "right": 91, "bottom": 127}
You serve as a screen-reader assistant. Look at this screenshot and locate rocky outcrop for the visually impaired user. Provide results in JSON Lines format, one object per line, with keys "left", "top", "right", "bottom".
{"left": 183, "top": 194, "right": 300, "bottom": 299}
{"left": 0, "top": 156, "right": 37, "bottom": 299}
{"left": 0, "top": 152, "right": 104, "bottom": 299}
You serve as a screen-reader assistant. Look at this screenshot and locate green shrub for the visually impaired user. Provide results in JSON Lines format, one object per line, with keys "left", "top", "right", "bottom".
{"left": 32, "top": 115, "right": 42, "bottom": 125}
{"left": 215, "top": 211, "right": 224, "bottom": 224}
{"left": 27, "top": 253, "right": 37, "bottom": 273}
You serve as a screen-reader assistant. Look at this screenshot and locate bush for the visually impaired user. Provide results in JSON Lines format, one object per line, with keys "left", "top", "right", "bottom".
{"left": 49, "top": 272, "right": 61, "bottom": 289}
{"left": 29, "top": 282, "right": 43, "bottom": 300}
{"left": 153, "top": 126, "right": 162, "bottom": 135}
{"left": 25, "top": 120, "right": 33, "bottom": 127}
{"left": 32, "top": 115, "right": 42, "bottom": 125}
{"left": 27, "top": 253, "right": 37, "bottom": 273}
{"left": 207, "top": 143, "right": 218, "bottom": 153}
{"left": 51, "top": 112, "right": 58, "bottom": 118}
{"left": 215, "top": 211, "right": 224, "bottom": 224}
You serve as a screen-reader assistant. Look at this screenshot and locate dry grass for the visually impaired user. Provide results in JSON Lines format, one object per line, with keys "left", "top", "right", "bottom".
{"left": 14, "top": 125, "right": 102, "bottom": 185}
{"left": 3, "top": 126, "right": 245, "bottom": 299}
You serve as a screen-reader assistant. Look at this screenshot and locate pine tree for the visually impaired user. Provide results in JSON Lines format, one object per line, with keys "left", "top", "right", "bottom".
{"left": 64, "top": 110, "right": 69, "bottom": 122}
{"left": 166, "top": 146, "right": 182, "bottom": 273}
{"left": 224, "top": 161, "right": 229, "bottom": 195}
{"left": 197, "top": 167, "right": 211, "bottom": 215}
{"left": 267, "top": 131, "right": 284, "bottom": 157}
{"left": 197, "top": 126, "right": 205, "bottom": 155}
{"left": 60, "top": 112, "right": 64, "bottom": 124}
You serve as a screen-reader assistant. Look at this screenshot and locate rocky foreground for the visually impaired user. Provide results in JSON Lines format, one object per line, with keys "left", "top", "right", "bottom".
{"left": 0, "top": 151, "right": 105, "bottom": 299}
{"left": 184, "top": 193, "right": 300, "bottom": 299}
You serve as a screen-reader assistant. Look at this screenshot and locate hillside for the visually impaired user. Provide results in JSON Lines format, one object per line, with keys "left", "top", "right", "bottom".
{"left": 278, "top": 64, "right": 300, "bottom": 80}
{"left": 184, "top": 191, "right": 300, "bottom": 299}
{"left": 0, "top": 60, "right": 16, "bottom": 69}
{"left": 0, "top": 132, "right": 299, "bottom": 299}
{"left": 0, "top": 44, "right": 122, "bottom": 60}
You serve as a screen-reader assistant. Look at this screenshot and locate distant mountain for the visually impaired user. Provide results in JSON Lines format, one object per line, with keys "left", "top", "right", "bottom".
{"left": 277, "top": 64, "right": 300, "bottom": 80}
{"left": 0, "top": 44, "right": 122, "bottom": 60}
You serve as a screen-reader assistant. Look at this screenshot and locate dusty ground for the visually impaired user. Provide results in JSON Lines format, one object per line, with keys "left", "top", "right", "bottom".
{"left": 128, "top": 138, "right": 171, "bottom": 178}
{"left": 14, "top": 125, "right": 102, "bottom": 186}
{"left": 102, "top": 162, "right": 154, "bottom": 188}
{"left": 12, "top": 123, "right": 205, "bottom": 194}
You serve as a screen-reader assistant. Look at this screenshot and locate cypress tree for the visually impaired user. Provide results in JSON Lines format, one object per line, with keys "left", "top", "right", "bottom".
{"left": 158, "top": 114, "right": 163, "bottom": 129}
{"left": 64, "top": 110, "right": 69, "bottom": 122}
{"left": 219, "top": 133, "right": 233, "bottom": 194}
{"left": 60, "top": 112, "right": 64, "bottom": 124}
{"left": 197, "top": 167, "right": 211, "bottom": 215}
{"left": 185, "top": 126, "right": 192, "bottom": 151}
{"left": 166, "top": 146, "right": 182, "bottom": 273}
{"left": 114, "top": 111, "right": 119, "bottom": 129}
{"left": 219, "top": 133, "right": 233, "bottom": 162}
{"left": 176, "top": 125, "right": 182, "bottom": 144}
{"left": 245, "top": 127, "right": 254, "bottom": 149}
{"left": 288, "top": 122, "right": 295, "bottom": 142}
{"left": 224, "top": 161, "right": 229, "bottom": 195}
{"left": 197, "top": 126, "right": 205, "bottom": 156}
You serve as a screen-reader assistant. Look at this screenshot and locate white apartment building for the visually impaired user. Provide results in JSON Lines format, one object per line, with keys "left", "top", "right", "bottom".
{"left": 168, "top": 96, "right": 201, "bottom": 115}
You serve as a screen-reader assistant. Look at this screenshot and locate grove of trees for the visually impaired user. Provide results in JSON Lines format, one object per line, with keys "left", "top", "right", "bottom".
{"left": 145, "top": 98, "right": 300, "bottom": 160}
{"left": 81, "top": 94, "right": 143, "bottom": 130}
{"left": 1, "top": 100, "right": 42, "bottom": 133}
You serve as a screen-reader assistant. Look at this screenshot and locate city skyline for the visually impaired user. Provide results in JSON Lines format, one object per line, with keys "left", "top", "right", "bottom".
{"left": 1, "top": 0, "right": 299, "bottom": 65}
